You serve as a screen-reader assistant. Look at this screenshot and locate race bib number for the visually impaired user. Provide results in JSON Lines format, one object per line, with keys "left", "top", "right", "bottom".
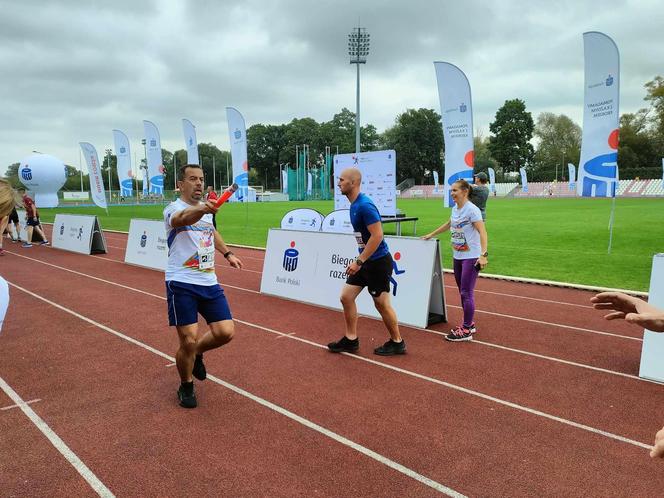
{"left": 353, "top": 231, "right": 366, "bottom": 250}
{"left": 198, "top": 246, "right": 215, "bottom": 270}
{"left": 451, "top": 227, "right": 469, "bottom": 252}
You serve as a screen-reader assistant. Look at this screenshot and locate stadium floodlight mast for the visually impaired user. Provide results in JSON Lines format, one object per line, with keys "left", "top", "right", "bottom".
{"left": 348, "top": 25, "right": 370, "bottom": 154}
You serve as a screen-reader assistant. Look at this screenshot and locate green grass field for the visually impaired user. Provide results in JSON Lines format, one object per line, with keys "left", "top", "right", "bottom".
{"left": 38, "top": 197, "right": 663, "bottom": 291}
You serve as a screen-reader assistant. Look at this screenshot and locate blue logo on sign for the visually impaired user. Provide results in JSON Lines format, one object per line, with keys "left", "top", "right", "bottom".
{"left": 288, "top": 216, "right": 294, "bottom": 224}
{"left": 21, "top": 168, "right": 32, "bottom": 181}
{"left": 460, "top": 103, "right": 467, "bottom": 112}
{"left": 120, "top": 146, "right": 126, "bottom": 154}
{"left": 150, "top": 139, "right": 156, "bottom": 147}
{"left": 60, "top": 224, "right": 65, "bottom": 235}
{"left": 329, "top": 218, "right": 336, "bottom": 226}
{"left": 606, "top": 74, "right": 614, "bottom": 86}
{"left": 283, "top": 243, "right": 299, "bottom": 272}
{"left": 234, "top": 129, "right": 241, "bottom": 139}
{"left": 189, "top": 137, "right": 193, "bottom": 146}
{"left": 140, "top": 231, "right": 147, "bottom": 248}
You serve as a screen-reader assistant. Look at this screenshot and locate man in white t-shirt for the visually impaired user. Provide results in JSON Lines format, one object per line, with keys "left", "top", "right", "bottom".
{"left": 164, "top": 164, "right": 243, "bottom": 408}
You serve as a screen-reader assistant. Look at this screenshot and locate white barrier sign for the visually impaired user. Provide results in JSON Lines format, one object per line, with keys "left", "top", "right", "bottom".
{"left": 63, "top": 192, "right": 90, "bottom": 200}
{"left": 321, "top": 209, "right": 354, "bottom": 234}
{"left": 639, "top": 254, "right": 664, "bottom": 382}
{"left": 52, "top": 214, "right": 107, "bottom": 255}
{"left": 260, "top": 229, "right": 446, "bottom": 328}
{"left": 280, "top": 208, "right": 324, "bottom": 231}
{"left": 124, "top": 219, "right": 168, "bottom": 271}
{"left": 334, "top": 150, "right": 397, "bottom": 216}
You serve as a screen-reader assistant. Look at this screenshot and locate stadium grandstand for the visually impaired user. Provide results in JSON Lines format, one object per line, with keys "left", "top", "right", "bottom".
{"left": 397, "top": 179, "right": 664, "bottom": 198}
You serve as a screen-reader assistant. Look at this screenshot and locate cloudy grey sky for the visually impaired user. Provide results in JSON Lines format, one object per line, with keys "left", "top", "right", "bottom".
{"left": 2, "top": 0, "right": 662, "bottom": 174}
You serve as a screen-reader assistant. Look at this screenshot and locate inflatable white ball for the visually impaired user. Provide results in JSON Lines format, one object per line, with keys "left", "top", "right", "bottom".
{"left": 19, "top": 153, "right": 66, "bottom": 207}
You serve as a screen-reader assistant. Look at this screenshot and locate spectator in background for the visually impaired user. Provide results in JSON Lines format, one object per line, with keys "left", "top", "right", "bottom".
{"left": 17, "top": 188, "right": 49, "bottom": 248}
{"left": 6, "top": 206, "right": 22, "bottom": 242}
{"left": 469, "top": 172, "right": 490, "bottom": 221}
{"left": 591, "top": 291, "right": 664, "bottom": 458}
{"left": 205, "top": 186, "right": 219, "bottom": 228}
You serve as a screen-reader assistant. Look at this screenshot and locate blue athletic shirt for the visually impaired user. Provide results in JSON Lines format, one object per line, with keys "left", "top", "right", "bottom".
{"left": 349, "top": 193, "right": 389, "bottom": 260}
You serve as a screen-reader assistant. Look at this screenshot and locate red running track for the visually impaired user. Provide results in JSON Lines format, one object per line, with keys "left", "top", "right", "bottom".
{"left": 1, "top": 228, "right": 663, "bottom": 497}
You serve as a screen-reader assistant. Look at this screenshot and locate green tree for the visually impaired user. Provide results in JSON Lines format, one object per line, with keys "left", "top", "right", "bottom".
{"left": 247, "top": 123, "right": 288, "bottom": 188}
{"left": 473, "top": 134, "right": 498, "bottom": 177}
{"left": 197, "top": 144, "right": 230, "bottom": 189}
{"left": 618, "top": 110, "right": 660, "bottom": 178}
{"left": 644, "top": 76, "right": 664, "bottom": 138}
{"left": 532, "top": 112, "right": 581, "bottom": 181}
{"left": 381, "top": 108, "right": 444, "bottom": 184}
{"left": 3, "top": 163, "right": 20, "bottom": 186}
{"left": 488, "top": 99, "right": 535, "bottom": 174}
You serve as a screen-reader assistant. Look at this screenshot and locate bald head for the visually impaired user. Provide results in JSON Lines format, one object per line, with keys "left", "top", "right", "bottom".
{"left": 337, "top": 167, "right": 362, "bottom": 200}
{"left": 342, "top": 167, "right": 361, "bottom": 183}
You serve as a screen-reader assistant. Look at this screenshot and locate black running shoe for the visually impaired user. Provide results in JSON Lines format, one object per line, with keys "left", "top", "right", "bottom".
{"left": 327, "top": 336, "right": 359, "bottom": 353}
{"left": 446, "top": 326, "right": 473, "bottom": 342}
{"left": 177, "top": 381, "right": 197, "bottom": 408}
{"left": 193, "top": 354, "right": 206, "bottom": 381}
{"left": 373, "top": 339, "right": 406, "bottom": 356}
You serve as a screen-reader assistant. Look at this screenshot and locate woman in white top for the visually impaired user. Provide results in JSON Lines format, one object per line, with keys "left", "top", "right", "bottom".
{"left": 423, "top": 179, "right": 488, "bottom": 341}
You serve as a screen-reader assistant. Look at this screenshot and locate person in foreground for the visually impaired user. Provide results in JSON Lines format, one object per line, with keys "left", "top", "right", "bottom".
{"left": 591, "top": 291, "right": 664, "bottom": 458}
{"left": 328, "top": 167, "right": 406, "bottom": 356}
{"left": 164, "top": 165, "right": 243, "bottom": 408}
{"left": 0, "top": 179, "right": 20, "bottom": 331}
{"left": 423, "top": 179, "right": 488, "bottom": 341}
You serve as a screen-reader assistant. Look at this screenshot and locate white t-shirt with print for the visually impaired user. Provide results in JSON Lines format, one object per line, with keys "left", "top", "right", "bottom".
{"left": 163, "top": 199, "right": 218, "bottom": 285}
{"left": 450, "top": 201, "right": 483, "bottom": 260}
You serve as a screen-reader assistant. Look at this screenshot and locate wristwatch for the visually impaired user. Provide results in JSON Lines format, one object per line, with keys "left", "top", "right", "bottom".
{"left": 223, "top": 250, "right": 234, "bottom": 259}
{"left": 355, "top": 257, "right": 364, "bottom": 266}
{"left": 481, "top": 251, "right": 488, "bottom": 257}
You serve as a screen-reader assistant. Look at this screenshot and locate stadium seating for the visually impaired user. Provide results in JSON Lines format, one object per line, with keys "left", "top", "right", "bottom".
{"left": 398, "top": 179, "right": 663, "bottom": 198}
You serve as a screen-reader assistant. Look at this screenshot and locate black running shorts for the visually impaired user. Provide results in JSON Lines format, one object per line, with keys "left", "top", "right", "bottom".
{"left": 345, "top": 253, "right": 393, "bottom": 297}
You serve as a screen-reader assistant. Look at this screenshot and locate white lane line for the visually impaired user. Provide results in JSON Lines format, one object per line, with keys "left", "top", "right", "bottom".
{"left": 7, "top": 282, "right": 464, "bottom": 498}
{"left": 7, "top": 276, "right": 656, "bottom": 452}
{"left": 5, "top": 250, "right": 645, "bottom": 377}
{"left": 165, "top": 363, "right": 176, "bottom": 368}
{"left": 22, "top": 249, "right": 641, "bottom": 342}
{"left": 0, "top": 376, "right": 115, "bottom": 497}
{"left": 469, "top": 307, "right": 641, "bottom": 342}
{"left": 1, "top": 398, "right": 41, "bottom": 411}
{"left": 276, "top": 333, "right": 296, "bottom": 340}
{"left": 460, "top": 287, "right": 594, "bottom": 309}
{"left": 234, "top": 318, "right": 653, "bottom": 452}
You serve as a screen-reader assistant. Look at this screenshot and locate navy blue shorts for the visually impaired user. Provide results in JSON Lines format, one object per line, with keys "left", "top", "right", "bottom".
{"left": 166, "top": 281, "right": 232, "bottom": 327}
{"left": 26, "top": 216, "right": 40, "bottom": 227}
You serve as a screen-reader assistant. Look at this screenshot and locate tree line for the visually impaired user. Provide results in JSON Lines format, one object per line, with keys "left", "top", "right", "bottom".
{"left": 4, "top": 76, "right": 663, "bottom": 191}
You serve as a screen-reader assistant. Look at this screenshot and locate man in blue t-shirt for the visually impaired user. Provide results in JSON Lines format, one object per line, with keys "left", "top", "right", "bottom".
{"left": 327, "top": 168, "right": 406, "bottom": 356}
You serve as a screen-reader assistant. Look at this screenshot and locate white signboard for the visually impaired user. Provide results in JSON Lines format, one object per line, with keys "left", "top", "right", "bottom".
{"left": 280, "top": 208, "right": 324, "bottom": 231}
{"left": 52, "top": 214, "right": 107, "bottom": 255}
{"left": 321, "top": 209, "right": 354, "bottom": 234}
{"left": 639, "top": 254, "right": 664, "bottom": 382}
{"left": 124, "top": 219, "right": 168, "bottom": 271}
{"left": 260, "top": 229, "right": 446, "bottom": 328}
{"left": 63, "top": 192, "right": 90, "bottom": 200}
{"left": 334, "top": 150, "right": 397, "bottom": 216}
